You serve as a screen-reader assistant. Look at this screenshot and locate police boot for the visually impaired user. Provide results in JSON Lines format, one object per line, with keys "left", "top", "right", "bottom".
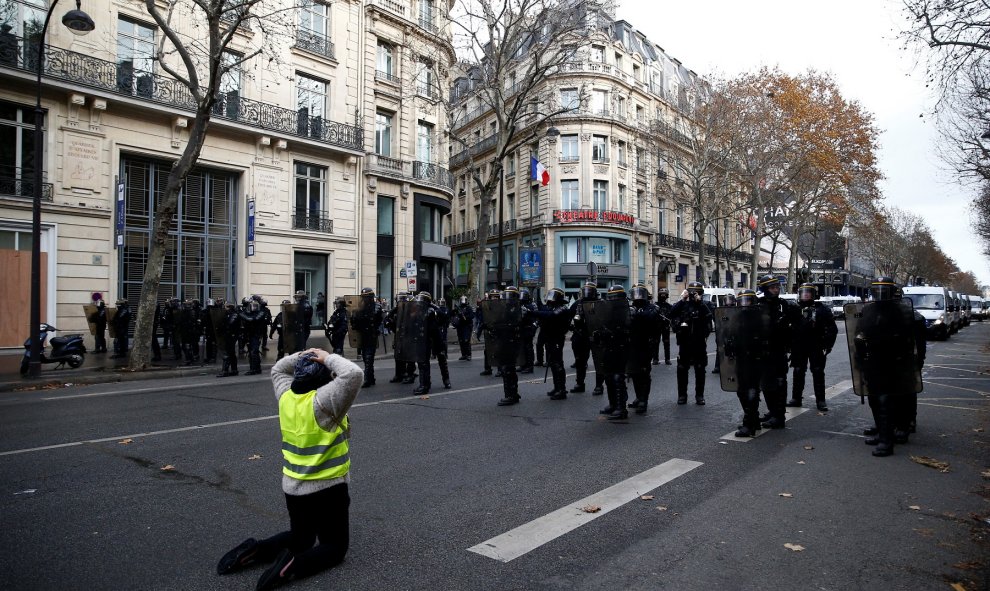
{"left": 438, "top": 355, "right": 451, "bottom": 389}
{"left": 592, "top": 373, "right": 605, "bottom": 396}
{"left": 216, "top": 359, "right": 230, "bottom": 378}
{"left": 787, "top": 369, "right": 805, "bottom": 407}
{"left": 497, "top": 382, "right": 520, "bottom": 406}
{"left": 608, "top": 379, "right": 629, "bottom": 420}
{"left": 813, "top": 373, "right": 828, "bottom": 411}
{"left": 570, "top": 382, "right": 585, "bottom": 393}
{"left": 676, "top": 366, "right": 689, "bottom": 404}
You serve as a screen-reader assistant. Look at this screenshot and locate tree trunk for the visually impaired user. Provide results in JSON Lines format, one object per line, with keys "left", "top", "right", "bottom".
{"left": 786, "top": 222, "right": 802, "bottom": 292}
{"left": 467, "top": 174, "right": 498, "bottom": 304}
{"left": 749, "top": 187, "right": 765, "bottom": 290}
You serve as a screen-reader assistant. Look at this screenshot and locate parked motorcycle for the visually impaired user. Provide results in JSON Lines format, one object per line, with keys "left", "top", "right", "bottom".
{"left": 20, "top": 324, "right": 87, "bottom": 376}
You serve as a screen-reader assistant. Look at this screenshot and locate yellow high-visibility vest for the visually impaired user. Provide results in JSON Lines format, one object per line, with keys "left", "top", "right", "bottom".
{"left": 279, "top": 389, "right": 350, "bottom": 481}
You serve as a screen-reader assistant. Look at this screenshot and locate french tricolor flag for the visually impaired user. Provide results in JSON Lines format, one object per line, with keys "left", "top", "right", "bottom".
{"left": 530, "top": 156, "right": 550, "bottom": 186}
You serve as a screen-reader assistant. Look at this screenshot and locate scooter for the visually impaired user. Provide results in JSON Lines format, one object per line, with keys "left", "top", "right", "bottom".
{"left": 20, "top": 324, "right": 87, "bottom": 376}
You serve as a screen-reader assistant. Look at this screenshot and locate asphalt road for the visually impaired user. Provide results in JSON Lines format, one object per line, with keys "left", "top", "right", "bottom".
{"left": 1, "top": 323, "right": 988, "bottom": 591}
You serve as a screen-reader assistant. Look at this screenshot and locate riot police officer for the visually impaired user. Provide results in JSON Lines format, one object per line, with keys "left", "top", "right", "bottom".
{"left": 293, "top": 290, "right": 314, "bottom": 350}
{"left": 437, "top": 297, "right": 451, "bottom": 369}
{"left": 239, "top": 298, "right": 266, "bottom": 375}
{"left": 786, "top": 283, "right": 838, "bottom": 411}
{"left": 530, "top": 287, "right": 573, "bottom": 400}
{"left": 163, "top": 297, "right": 182, "bottom": 360}
{"left": 588, "top": 285, "right": 631, "bottom": 419}
{"left": 723, "top": 289, "right": 766, "bottom": 437}
{"left": 111, "top": 298, "right": 132, "bottom": 359}
{"left": 325, "top": 298, "right": 348, "bottom": 356}
{"left": 203, "top": 298, "right": 219, "bottom": 364}
{"left": 351, "top": 287, "right": 384, "bottom": 388}
{"left": 414, "top": 291, "right": 451, "bottom": 394}
{"left": 627, "top": 284, "right": 661, "bottom": 415}
{"left": 569, "top": 283, "right": 596, "bottom": 393}
{"left": 491, "top": 286, "right": 523, "bottom": 406}
{"left": 269, "top": 300, "right": 289, "bottom": 360}
{"left": 478, "top": 290, "right": 501, "bottom": 376}
{"left": 92, "top": 297, "right": 108, "bottom": 353}
{"left": 756, "top": 275, "right": 800, "bottom": 429}
{"left": 712, "top": 292, "right": 736, "bottom": 375}
{"left": 253, "top": 295, "right": 272, "bottom": 353}
{"left": 670, "top": 282, "right": 713, "bottom": 405}
{"left": 518, "top": 290, "right": 538, "bottom": 373}
{"left": 452, "top": 296, "right": 475, "bottom": 360}
{"left": 217, "top": 301, "right": 241, "bottom": 377}
{"left": 386, "top": 291, "right": 416, "bottom": 384}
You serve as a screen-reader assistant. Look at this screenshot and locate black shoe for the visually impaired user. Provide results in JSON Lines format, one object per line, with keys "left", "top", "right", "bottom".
{"left": 628, "top": 399, "right": 644, "bottom": 409}
{"left": 652, "top": 359, "right": 660, "bottom": 365}
{"left": 413, "top": 386, "right": 430, "bottom": 395}
{"left": 695, "top": 396, "right": 706, "bottom": 406}
{"left": 570, "top": 384, "right": 585, "bottom": 393}
{"left": 816, "top": 400, "right": 829, "bottom": 412}
{"left": 711, "top": 368, "right": 719, "bottom": 374}
{"left": 760, "top": 412, "right": 773, "bottom": 422}
{"left": 217, "top": 538, "right": 259, "bottom": 575}
{"left": 480, "top": 369, "right": 492, "bottom": 376}
{"left": 535, "top": 361, "right": 544, "bottom": 367}
{"left": 549, "top": 390, "right": 567, "bottom": 401}
{"left": 244, "top": 369, "right": 261, "bottom": 375}
{"left": 256, "top": 548, "right": 294, "bottom": 591}
{"left": 389, "top": 376, "right": 403, "bottom": 383}
{"left": 632, "top": 401, "right": 648, "bottom": 415}
{"left": 607, "top": 409, "right": 629, "bottom": 421}
{"left": 362, "top": 380, "right": 376, "bottom": 388}
{"left": 872, "top": 446, "right": 893, "bottom": 457}
{"left": 570, "top": 362, "right": 577, "bottom": 368}
{"left": 665, "top": 360, "right": 671, "bottom": 365}
{"left": 443, "top": 380, "right": 451, "bottom": 389}
{"left": 518, "top": 367, "right": 534, "bottom": 374}
{"left": 458, "top": 356, "right": 468, "bottom": 361}
{"left": 734, "top": 425, "right": 756, "bottom": 438}
{"left": 401, "top": 377, "right": 415, "bottom": 384}
{"left": 151, "top": 356, "right": 162, "bottom": 362}
{"left": 677, "top": 395, "right": 687, "bottom": 405}
{"left": 894, "top": 430, "right": 909, "bottom": 444}
{"left": 600, "top": 405, "right": 615, "bottom": 415}
{"left": 908, "top": 421, "right": 916, "bottom": 434}
{"left": 497, "top": 396, "right": 520, "bottom": 406}
{"left": 785, "top": 399, "right": 803, "bottom": 408}
{"left": 494, "top": 371, "right": 503, "bottom": 378}
{"left": 864, "top": 436, "right": 880, "bottom": 445}
{"left": 863, "top": 426, "right": 878, "bottom": 436}
{"left": 591, "top": 386, "right": 604, "bottom": 396}
{"left": 761, "top": 417, "right": 785, "bottom": 429}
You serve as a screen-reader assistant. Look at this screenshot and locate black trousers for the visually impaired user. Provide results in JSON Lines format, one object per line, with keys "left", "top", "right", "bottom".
{"left": 736, "top": 384, "right": 761, "bottom": 429}
{"left": 762, "top": 357, "right": 789, "bottom": 421}
{"left": 114, "top": 335, "right": 129, "bottom": 357}
{"left": 791, "top": 347, "right": 827, "bottom": 401}
{"left": 362, "top": 347, "right": 376, "bottom": 382}
{"left": 151, "top": 331, "right": 160, "bottom": 359}
{"left": 535, "top": 329, "right": 547, "bottom": 364}
{"left": 500, "top": 364, "right": 518, "bottom": 398}
{"left": 572, "top": 338, "right": 590, "bottom": 386}
{"left": 605, "top": 372, "right": 628, "bottom": 409}
{"left": 546, "top": 338, "right": 566, "bottom": 391}
{"left": 652, "top": 329, "right": 670, "bottom": 362}
{"left": 221, "top": 340, "right": 238, "bottom": 374}
{"left": 95, "top": 327, "right": 107, "bottom": 352}
{"left": 254, "top": 484, "right": 350, "bottom": 580}
{"left": 521, "top": 331, "right": 535, "bottom": 369}
{"left": 329, "top": 334, "right": 345, "bottom": 356}
{"left": 247, "top": 334, "right": 262, "bottom": 372}
{"left": 630, "top": 371, "right": 651, "bottom": 404}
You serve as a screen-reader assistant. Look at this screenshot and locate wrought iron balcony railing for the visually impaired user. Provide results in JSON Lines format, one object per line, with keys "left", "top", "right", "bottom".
{"left": 295, "top": 29, "right": 335, "bottom": 60}
{"left": 412, "top": 160, "right": 455, "bottom": 190}
{"left": 365, "top": 155, "right": 455, "bottom": 195}
{"left": 292, "top": 210, "right": 334, "bottom": 233}
{"left": 653, "top": 233, "right": 751, "bottom": 263}
{"left": 0, "top": 171, "right": 53, "bottom": 201}
{"left": 0, "top": 35, "right": 363, "bottom": 152}
{"left": 375, "top": 69, "right": 400, "bottom": 84}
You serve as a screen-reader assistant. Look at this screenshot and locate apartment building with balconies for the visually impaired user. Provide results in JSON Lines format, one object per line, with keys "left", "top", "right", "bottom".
{"left": 0, "top": 0, "right": 453, "bottom": 347}
{"left": 447, "top": 11, "right": 752, "bottom": 299}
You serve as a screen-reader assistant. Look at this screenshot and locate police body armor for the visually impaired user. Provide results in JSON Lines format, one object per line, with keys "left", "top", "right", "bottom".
{"left": 394, "top": 299, "right": 431, "bottom": 364}
{"left": 344, "top": 294, "right": 375, "bottom": 350}
{"left": 844, "top": 298, "right": 923, "bottom": 398}
{"left": 279, "top": 302, "right": 302, "bottom": 354}
{"left": 209, "top": 307, "right": 229, "bottom": 352}
{"left": 714, "top": 306, "right": 771, "bottom": 392}
{"left": 83, "top": 304, "right": 99, "bottom": 336}
{"left": 481, "top": 298, "right": 525, "bottom": 368}
{"left": 583, "top": 299, "right": 630, "bottom": 374}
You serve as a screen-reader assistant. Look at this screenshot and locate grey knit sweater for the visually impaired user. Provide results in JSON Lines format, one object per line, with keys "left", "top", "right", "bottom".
{"left": 271, "top": 352, "right": 364, "bottom": 496}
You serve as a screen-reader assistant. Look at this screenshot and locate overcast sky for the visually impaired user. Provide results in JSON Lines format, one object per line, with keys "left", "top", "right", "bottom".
{"left": 615, "top": 0, "right": 990, "bottom": 286}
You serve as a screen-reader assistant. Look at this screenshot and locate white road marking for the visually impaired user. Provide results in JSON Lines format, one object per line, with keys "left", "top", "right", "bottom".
{"left": 921, "top": 381, "right": 989, "bottom": 396}
{"left": 926, "top": 365, "right": 988, "bottom": 375}
{"left": 917, "top": 402, "right": 988, "bottom": 413}
{"left": 821, "top": 430, "right": 867, "bottom": 438}
{"left": 720, "top": 380, "right": 853, "bottom": 442}
{"left": 467, "top": 458, "right": 703, "bottom": 562}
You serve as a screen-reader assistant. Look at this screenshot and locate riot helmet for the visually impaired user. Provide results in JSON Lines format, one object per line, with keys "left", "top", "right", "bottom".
{"left": 206, "top": 298, "right": 215, "bottom": 307}
{"left": 606, "top": 285, "right": 627, "bottom": 301}
{"left": 281, "top": 299, "right": 291, "bottom": 305}
{"left": 870, "top": 277, "right": 899, "bottom": 301}
{"left": 248, "top": 300, "right": 260, "bottom": 313}
{"left": 334, "top": 297, "right": 346, "bottom": 309}
{"left": 241, "top": 297, "right": 251, "bottom": 306}
{"left": 416, "top": 291, "right": 433, "bottom": 304}
{"left": 293, "top": 290, "right": 308, "bottom": 302}
{"left": 797, "top": 283, "right": 818, "bottom": 303}
{"left": 459, "top": 296, "right": 469, "bottom": 306}
{"left": 657, "top": 288, "right": 669, "bottom": 301}
{"left": 581, "top": 282, "right": 599, "bottom": 301}
{"left": 520, "top": 289, "right": 533, "bottom": 303}
{"left": 501, "top": 286, "right": 521, "bottom": 300}
{"left": 737, "top": 289, "right": 758, "bottom": 307}
{"left": 224, "top": 301, "right": 237, "bottom": 310}
{"left": 360, "top": 287, "right": 376, "bottom": 300}
{"left": 396, "top": 291, "right": 411, "bottom": 303}
{"left": 757, "top": 275, "right": 781, "bottom": 297}
{"left": 115, "top": 298, "right": 128, "bottom": 306}
{"left": 686, "top": 282, "right": 705, "bottom": 300}
{"left": 630, "top": 284, "right": 650, "bottom": 304}
{"left": 438, "top": 298, "right": 446, "bottom": 307}
{"left": 487, "top": 290, "right": 501, "bottom": 300}
{"left": 724, "top": 292, "right": 737, "bottom": 307}
{"left": 545, "top": 288, "right": 566, "bottom": 305}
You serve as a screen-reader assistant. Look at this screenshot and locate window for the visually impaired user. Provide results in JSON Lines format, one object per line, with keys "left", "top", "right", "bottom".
{"left": 561, "top": 180, "right": 579, "bottom": 210}
{"left": 294, "top": 163, "right": 327, "bottom": 228}
{"left": 591, "top": 45, "right": 605, "bottom": 63}
{"left": 506, "top": 153, "right": 516, "bottom": 176}
{"left": 419, "top": 204, "right": 443, "bottom": 242}
{"left": 562, "top": 237, "right": 584, "bottom": 263}
{"left": 296, "top": 73, "right": 327, "bottom": 137}
{"left": 633, "top": 64, "right": 641, "bottom": 81}
{"left": 637, "top": 189, "right": 644, "bottom": 220}
{"left": 117, "top": 17, "right": 156, "bottom": 97}
{"left": 593, "top": 180, "right": 607, "bottom": 211}
{"left": 416, "top": 60, "right": 435, "bottom": 98}
{"left": 658, "top": 199, "right": 666, "bottom": 233}
{"left": 638, "top": 243, "right": 646, "bottom": 268}
{"left": 419, "top": 0, "right": 435, "bottom": 26}
{"left": 473, "top": 204, "right": 480, "bottom": 225}
{"left": 617, "top": 185, "right": 626, "bottom": 212}
{"left": 376, "top": 41, "right": 394, "bottom": 77}
{"left": 375, "top": 111, "right": 393, "bottom": 156}
{"left": 590, "top": 89, "right": 607, "bottom": 114}
{"left": 614, "top": 53, "right": 622, "bottom": 71}
{"left": 507, "top": 193, "right": 515, "bottom": 219}
{"left": 377, "top": 257, "right": 393, "bottom": 303}
{"left": 377, "top": 196, "right": 395, "bottom": 235}
{"left": 636, "top": 147, "right": 646, "bottom": 170}
{"left": 635, "top": 105, "right": 644, "bottom": 121}
{"left": 530, "top": 184, "right": 539, "bottom": 216}
{"left": 417, "top": 121, "right": 433, "bottom": 161}
{"left": 299, "top": 0, "right": 329, "bottom": 37}
{"left": 617, "top": 141, "right": 626, "bottom": 166}
{"left": 456, "top": 253, "right": 471, "bottom": 275}
{"left": 560, "top": 88, "right": 579, "bottom": 110}
{"left": 560, "top": 135, "right": 579, "bottom": 161}
{"left": 591, "top": 135, "right": 608, "bottom": 162}
{"left": 458, "top": 209, "right": 466, "bottom": 232}
{"left": 0, "top": 101, "right": 42, "bottom": 192}
{"left": 676, "top": 204, "right": 684, "bottom": 238}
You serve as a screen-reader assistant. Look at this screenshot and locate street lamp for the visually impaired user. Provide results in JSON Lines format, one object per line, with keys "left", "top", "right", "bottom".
{"left": 27, "top": 0, "right": 95, "bottom": 378}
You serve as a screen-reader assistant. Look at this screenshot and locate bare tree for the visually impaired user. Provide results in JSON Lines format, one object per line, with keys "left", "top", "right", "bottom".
{"left": 446, "top": 0, "right": 598, "bottom": 302}
{"left": 129, "top": 0, "right": 294, "bottom": 369}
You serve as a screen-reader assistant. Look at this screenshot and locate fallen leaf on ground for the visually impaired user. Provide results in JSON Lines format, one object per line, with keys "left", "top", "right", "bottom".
{"left": 580, "top": 505, "right": 601, "bottom": 513}
{"left": 419, "top": 395, "right": 430, "bottom": 400}
{"left": 657, "top": 506, "right": 668, "bottom": 511}
{"left": 803, "top": 445, "right": 814, "bottom": 450}
{"left": 975, "top": 428, "right": 985, "bottom": 433}
{"left": 953, "top": 560, "right": 984, "bottom": 571}
{"left": 908, "top": 505, "right": 921, "bottom": 511}
{"left": 913, "top": 528, "right": 935, "bottom": 537}
{"left": 950, "top": 583, "right": 966, "bottom": 591}
{"left": 719, "top": 441, "right": 729, "bottom": 445}
{"left": 247, "top": 454, "right": 262, "bottom": 460}
{"left": 783, "top": 543, "right": 805, "bottom": 552}
{"left": 119, "top": 438, "right": 133, "bottom": 445}
{"left": 910, "top": 455, "right": 951, "bottom": 473}
{"left": 160, "top": 465, "right": 175, "bottom": 471}
{"left": 779, "top": 493, "right": 793, "bottom": 498}
{"left": 640, "top": 495, "right": 654, "bottom": 500}
{"left": 797, "top": 461, "right": 806, "bottom": 465}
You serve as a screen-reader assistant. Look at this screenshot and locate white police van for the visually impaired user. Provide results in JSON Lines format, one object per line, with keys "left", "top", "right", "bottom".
{"left": 903, "top": 285, "right": 951, "bottom": 340}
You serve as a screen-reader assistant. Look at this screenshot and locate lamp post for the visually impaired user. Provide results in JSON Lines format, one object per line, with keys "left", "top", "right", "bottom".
{"left": 27, "top": 0, "right": 95, "bottom": 378}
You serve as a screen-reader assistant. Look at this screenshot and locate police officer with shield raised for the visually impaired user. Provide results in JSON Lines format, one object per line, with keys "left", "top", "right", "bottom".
{"left": 652, "top": 288, "right": 673, "bottom": 365}
{"left": 217, "top": 300, "right": 241, "bottom": 377}
{"left": 239, "top": 298, "right": 266, "bottom": 375}
{"left": 349, "top": 287, "right": 384, "bottom": 388}
{"left": 325, "top": 298, "right": 348, "bottom": 356}
{"left": 485, "top": 286, "right": 524, "bottom": 406}
{"left": 715, "top": 289, "right": 771, "bottom": 437}
{"left": 413, "top": 291, "right": 450, "bottom": 394}
{"left": 385, "top": 292, "right": 415, "bottom": 384}
{"left": 568, "top": 282, "right": 597, "bottom": 394}
{"left": 626, "top": 284, "right": 661, "bottom": 415}
{"left": 293, "top": 290, "right": 314, "bottom": 351}
{"left": 670, "top": 282, "right": 713, "bottom": 405}
{"left": 755, "top": 275, "right": 800, "bottom": 429}
{"left": 111, "top": 298, "right": 132, "bottom": 359}
{"left": 585, "top": 285, "right": 631, "bottom": 419}
{"left": 451, "top": 296, "right": 475, "bottom": 360}
{"left": 786, "top": 283, "right": 838, "bottom": 412}
{"left": 530, "top": 288, "right": 574, "bottom": 400}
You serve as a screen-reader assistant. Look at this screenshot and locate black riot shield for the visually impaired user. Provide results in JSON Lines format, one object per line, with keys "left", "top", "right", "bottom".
{"left": 844, "top": 299, "right": 923, "bottom": 398}
{"left": 395, "top": 300, "right": 431, "bottom": 364}
{"left": 714, "top": 306, "right": 771, "bottom": 392}
{"left": 280, "top": 303, "right": 302, "bottom": 354}
{"left": 481, "top": 299, "right": 524, "bottom": 368}
{"left": 107, "top": 308, "right": 118, "bottom": 338}
{"left": 209, "top": 308, "right": 228, "bottom": 352}
{"left": 582, "top": 299, "right": 630, "bottom": 373}
{"left": 83, "top": 305, "right": 98, "bottom": 336}
{"left": 344, "top": 295, "right": 369, "bottom": 350}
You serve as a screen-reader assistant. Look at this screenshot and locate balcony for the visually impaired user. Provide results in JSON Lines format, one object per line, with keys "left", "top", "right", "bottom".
{"left": 591, "top": 156, "right": 610, "bottom": 165}
{"left": 559, "top": 155, "right": 580, "bottom": 163}
{"left": 0, "top": 35, "right": 363, "bottom": 152}
{"left": 292, "top": 210, "right": 334, "bottom": 233}
{"left": 443, "top": 219, "right": 517, "bottom": 246}
{"left": 653, "top": 233, "right": 751, "bottom": 264}
{"left": 0, "top": 169, "right": 53, "bottom": 202}
{"left": 375, "top": 69, "right": 401, "bottom": 85}
{"left": 373, "top": 0, "right": 407, "bottom": 17}
{"left": 416, "top": 84, "right": 438, "bottom": 100}
{"left": 419, "top": 18, "right": 439, "bottom": 36}
{"left": 295, "top": 29, "right": 335, "bottom": 60}
{"left": 412, "top": 160, "right": 455, "bottom": 190}
{"left": 365, "top": 155, "right": 454, "bottom": 195}
{"left": 450, "top": 133, "right": 498, "bottom": 167}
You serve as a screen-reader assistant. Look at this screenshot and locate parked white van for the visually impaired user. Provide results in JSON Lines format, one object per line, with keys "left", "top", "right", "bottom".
{"left": 830, "top": 296, "right": 858, "bottom": 319}
{"left": 903, "top": 286, "right": 951, "bottom": 340}
{"left": 971, "top": 295, "right": 986, "bottom": 321}
{"left": 960, "top": 294, "right": 972, "bottom": 327}
{"left": 702, "top": 287, "right": 737, "bottom": 308}
{"left": 947, "top": 291, "right": 961, "bottom": 333}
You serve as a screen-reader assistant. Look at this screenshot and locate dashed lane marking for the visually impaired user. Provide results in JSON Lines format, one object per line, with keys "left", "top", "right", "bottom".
{"left": 467, "top": 458, "right": 703, "bottom": 563}
{"left": 720, "top": 380, "right": 853, "bottom": 442}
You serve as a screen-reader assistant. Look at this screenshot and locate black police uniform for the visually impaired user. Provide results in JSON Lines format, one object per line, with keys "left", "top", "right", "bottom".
{"left": 219, "top": 305, "right": 241, "bottom": 376}
{"left": 788, "top": 297, "right": 838, "bottom": 410}
{"left": 325, "top": 304, "right": 348, "bottom": 356}
{"left": 239, "top": 304, "right": 266, "bottom": 375}
{"left": 93, "top": 301, "right": 108, "bottom": 353}
{"left": 670, "top": 295, "right": 713, "bottom": 404}
{"left": 352, "top": 295, "right": 383, "bottom": 387}
{"left": 569, "top": 298, "right": 592, "bottom": 393}
{"left": 654, "top": 296, "right": 672, "bottom": 365}
{"left": 627, "top": 298, "right": 661, "bottom": 413}
{"left": 530, "top": 293, "right": 573, "bottom": 399}
{"left": 759, "top": 294, "right": 800, "bottom": 428}
{"left": 451, "top": 302, "right": 475, "bottom": 360}
{"left": 111, "top": 301, "right": 132, "bottom": 358}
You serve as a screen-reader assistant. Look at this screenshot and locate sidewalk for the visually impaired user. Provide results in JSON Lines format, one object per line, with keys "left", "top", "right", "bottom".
{"left": 0, "top": 333, "right": 480, "bottom": 393}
